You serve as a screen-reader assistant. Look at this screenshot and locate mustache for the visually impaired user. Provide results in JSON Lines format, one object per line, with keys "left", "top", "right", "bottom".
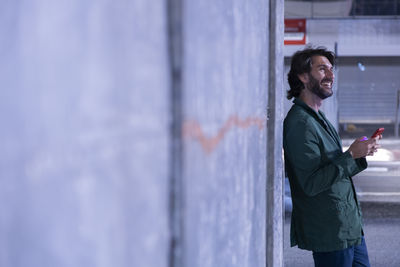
{"left": 321, "top": 78, "right": 333, "bottom": 83}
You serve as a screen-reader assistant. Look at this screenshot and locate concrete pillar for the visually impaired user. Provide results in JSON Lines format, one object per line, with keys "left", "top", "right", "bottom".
{"left": 167, "top": 0, "right": 184, "bottom": 266}
{"left": 267, "top": 0, "right": 285, "bottom": 266}
{"left": 0, "top": 1, "right": 285, "bottom": 267}
{"left": 181, "top": 1, "right": 270, "bottom": 266}
{"left": 0, "top": 1, "right": 170, "bottom": 267}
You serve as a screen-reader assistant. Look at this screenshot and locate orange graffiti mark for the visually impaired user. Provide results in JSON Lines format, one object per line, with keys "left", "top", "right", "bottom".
{"left": 183, "top": 115, "right": 265, "bottom": 153}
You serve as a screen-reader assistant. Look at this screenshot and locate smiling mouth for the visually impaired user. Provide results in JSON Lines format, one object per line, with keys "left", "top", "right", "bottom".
{"left": 321, "top": 81, "right": 332, "bottom": 88}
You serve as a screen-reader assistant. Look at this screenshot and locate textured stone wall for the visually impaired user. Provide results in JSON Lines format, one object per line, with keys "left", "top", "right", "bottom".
{"left": 0, "top": 1, "right": 282, "bottom": 267}
{"left": 182, "top": 1, "right": 270, "bottom": 266}
{"left": 0, "top": 1, "right": 170, "bottom": 267}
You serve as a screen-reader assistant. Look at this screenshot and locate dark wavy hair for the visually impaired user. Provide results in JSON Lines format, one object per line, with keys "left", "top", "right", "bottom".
{"left": 287, "top": 46, "right": 335, "bottom": 100}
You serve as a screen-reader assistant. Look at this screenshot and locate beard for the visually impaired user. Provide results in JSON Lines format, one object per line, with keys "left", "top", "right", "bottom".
{"left": 307, "top": 74, "right": 333, "bottom": 100}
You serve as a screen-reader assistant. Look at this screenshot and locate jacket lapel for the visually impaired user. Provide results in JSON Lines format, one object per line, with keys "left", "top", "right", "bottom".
{"left": 293, "top": 98, "right": 341, "bottom": 149}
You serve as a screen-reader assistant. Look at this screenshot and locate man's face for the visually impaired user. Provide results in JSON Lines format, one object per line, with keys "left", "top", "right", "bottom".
{"left": 306, "top": 55, "right": 335, "bottom": 99}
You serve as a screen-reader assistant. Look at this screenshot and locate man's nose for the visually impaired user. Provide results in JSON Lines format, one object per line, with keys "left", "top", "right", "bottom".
{"left": 326, "top": 69, "right": 335, "bottom": 80}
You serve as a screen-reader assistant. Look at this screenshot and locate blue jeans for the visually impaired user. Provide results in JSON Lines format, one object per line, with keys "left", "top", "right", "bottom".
{"left": 313, "top": 237, "right": 371, "bottom": 267}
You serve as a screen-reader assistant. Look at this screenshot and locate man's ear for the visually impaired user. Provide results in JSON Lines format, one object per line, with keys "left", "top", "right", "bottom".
{"left": 298, "top": 73, "right": 309, "bottom": 84}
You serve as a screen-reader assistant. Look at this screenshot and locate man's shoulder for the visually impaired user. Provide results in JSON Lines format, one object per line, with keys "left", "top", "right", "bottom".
{"left": 284, "top": 104, "right": 313, "bottom": 126}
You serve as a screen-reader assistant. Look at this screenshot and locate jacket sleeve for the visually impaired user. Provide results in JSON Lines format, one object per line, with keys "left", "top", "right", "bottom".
{"left": 284, "top": 119, "right": 367, "bottom": 197}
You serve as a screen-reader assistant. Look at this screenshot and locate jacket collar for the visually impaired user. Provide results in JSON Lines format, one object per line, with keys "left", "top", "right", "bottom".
{"left": 293, "top": 98, "right": 323, "bottom": 118}
{"left": 293, "top": 98, "right": 341, "bottom": 147}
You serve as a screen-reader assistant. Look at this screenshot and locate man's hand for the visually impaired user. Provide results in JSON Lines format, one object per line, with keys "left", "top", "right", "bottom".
{"left": 347, "top": 135, "right": 382, "bottom": 159}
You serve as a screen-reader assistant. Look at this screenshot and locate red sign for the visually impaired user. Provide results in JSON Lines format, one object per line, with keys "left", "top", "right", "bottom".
{"left": 284, "top": 19, "right": 306, "bottom": 45}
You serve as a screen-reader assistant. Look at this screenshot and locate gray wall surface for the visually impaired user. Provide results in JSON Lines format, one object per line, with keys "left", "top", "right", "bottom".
{"left": 0, "top": 1, "right": 283, "bottom": 267}
{"left": 182, "top": 1, "right": 269, "bottom": 267}
{"left": 338, "top": 57, "right": 400, "bottom": 124}
{"left": 1, "top": 1, "right": 170, "bottom": 267}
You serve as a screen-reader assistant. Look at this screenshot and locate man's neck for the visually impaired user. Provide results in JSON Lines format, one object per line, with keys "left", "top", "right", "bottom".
{"left": 299, "top": 90, "right": 322, "bottom": 112}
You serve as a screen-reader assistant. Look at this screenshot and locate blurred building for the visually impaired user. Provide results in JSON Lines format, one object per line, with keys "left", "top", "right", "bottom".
{"left": 284, "top": 0, "right": 400, "bottom": 137}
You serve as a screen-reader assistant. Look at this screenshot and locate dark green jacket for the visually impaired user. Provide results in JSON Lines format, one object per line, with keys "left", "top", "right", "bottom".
{"left": 283, "top": 98, "right": 367, "bottom": 252}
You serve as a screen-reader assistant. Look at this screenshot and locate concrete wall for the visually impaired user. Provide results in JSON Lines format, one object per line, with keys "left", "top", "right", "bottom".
{"left": 0, "top": 1, "right": 170, "bottom": 267}
{"left": 182, "top": 1, "right": 270, "bottom": 266}
{"left": 285, "top": 0, "right": 353, "bottom": 18}
{"left": 0, "top": 1, "right": 283, "bottom": 267}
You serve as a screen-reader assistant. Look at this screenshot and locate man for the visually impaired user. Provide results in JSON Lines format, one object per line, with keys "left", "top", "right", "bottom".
{"left": 283, "top": 47, "right": 381, "bottom": 267}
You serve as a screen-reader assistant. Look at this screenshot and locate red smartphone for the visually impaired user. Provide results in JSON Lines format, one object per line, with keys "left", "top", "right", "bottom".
{"left": 371, "top": 127, "right": 384, "bottom": 138}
